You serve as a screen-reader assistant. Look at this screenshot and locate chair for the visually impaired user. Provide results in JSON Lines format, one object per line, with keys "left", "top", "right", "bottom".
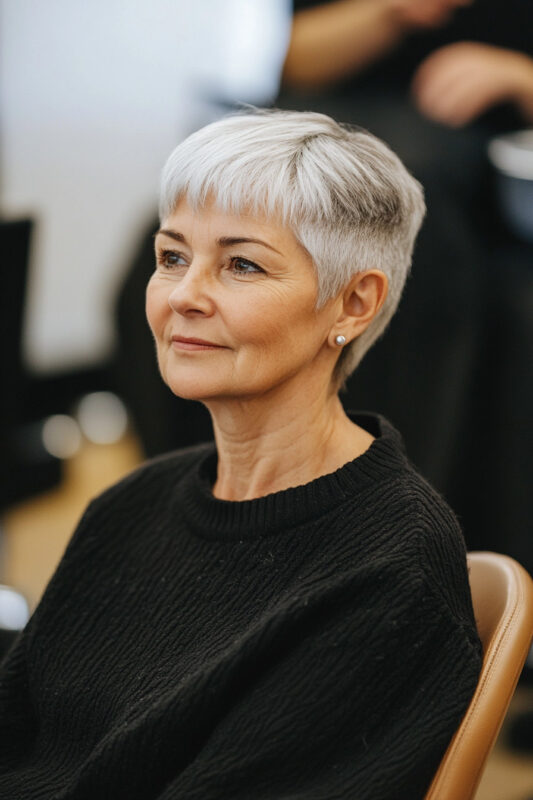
{"left": 425, "top": 552, "right": 533, "bottom": 800}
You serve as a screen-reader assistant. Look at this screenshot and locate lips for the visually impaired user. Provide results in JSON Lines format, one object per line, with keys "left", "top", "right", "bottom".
{"left": 171, "top": 335, "right": 225, "bottom": 351}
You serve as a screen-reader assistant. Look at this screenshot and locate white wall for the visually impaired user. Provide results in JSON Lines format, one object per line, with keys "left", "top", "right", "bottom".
{"left": 1, "top": 0, "right": 290, "bottom": 373}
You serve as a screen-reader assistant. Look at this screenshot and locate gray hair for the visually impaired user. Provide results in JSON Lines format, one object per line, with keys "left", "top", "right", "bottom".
{"left": 159, "top": 109, "right": 425, "bottom": 382}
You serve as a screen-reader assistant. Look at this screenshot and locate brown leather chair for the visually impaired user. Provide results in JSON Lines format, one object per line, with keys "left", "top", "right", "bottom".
{"left": 425, "top": 552, "right": 533, "bottom": 800}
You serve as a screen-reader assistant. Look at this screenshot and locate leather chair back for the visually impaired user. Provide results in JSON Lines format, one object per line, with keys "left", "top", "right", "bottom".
{"left": 425, "top": 552, "right": 533, "bottom": 799}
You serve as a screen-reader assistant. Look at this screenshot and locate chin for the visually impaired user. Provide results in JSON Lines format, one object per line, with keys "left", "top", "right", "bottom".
{"left": 164, "top": 378, "right": 214, "bottom": 402}
{"left": 161, "top": 368, "right": 228, "bottom": 403}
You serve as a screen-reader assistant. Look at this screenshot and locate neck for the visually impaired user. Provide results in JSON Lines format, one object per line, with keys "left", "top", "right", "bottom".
{"left": 205, "top": 379, "right": 374, "bottom": 501}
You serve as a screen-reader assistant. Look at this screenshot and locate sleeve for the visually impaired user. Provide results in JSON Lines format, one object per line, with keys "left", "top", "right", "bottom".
{"left": 156, "top": 565, "right": 482, "bottom": 800}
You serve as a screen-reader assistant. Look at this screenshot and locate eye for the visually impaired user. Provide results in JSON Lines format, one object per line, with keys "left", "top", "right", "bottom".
{"left": 231, "top": 257, "right": 264, "bottom": 276}
{"left": 157, "top": 249, "right": 187, "bottom": 270}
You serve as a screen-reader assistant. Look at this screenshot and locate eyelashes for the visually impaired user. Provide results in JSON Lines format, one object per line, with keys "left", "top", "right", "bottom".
{"left": 156, "top": 248, "right": 265, "bottom": 277}
{"left": 231, "top": 257, "right": 265, "bottom": 276}
{"left": 156, "top": 249, "right": 187, "bottom": 269}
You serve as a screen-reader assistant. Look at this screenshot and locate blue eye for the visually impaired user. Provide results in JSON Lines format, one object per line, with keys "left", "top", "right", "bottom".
{"left": 232, "top": 257, "right": 264, "bottom": 275}
{"left": 157, "top": 249, "right": 187, "bottom": 269}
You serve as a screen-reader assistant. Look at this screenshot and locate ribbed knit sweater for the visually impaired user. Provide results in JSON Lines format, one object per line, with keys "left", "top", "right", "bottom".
{"left": 0, "top": 413, "right": 482, "bottom": 800}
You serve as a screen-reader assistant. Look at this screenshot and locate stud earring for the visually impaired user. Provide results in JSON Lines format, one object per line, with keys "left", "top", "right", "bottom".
{"left": 335, "top": 335, "right": 346, "bottom": 346}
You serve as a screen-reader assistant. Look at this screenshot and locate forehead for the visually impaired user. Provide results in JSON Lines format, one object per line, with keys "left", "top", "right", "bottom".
{"left": 160, "top": 195, "right": 308, "bottom": 257}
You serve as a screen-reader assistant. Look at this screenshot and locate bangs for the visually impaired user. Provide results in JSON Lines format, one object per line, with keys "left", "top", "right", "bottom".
{"left": 159, "top": 117, "right": 337, "bottom": 228}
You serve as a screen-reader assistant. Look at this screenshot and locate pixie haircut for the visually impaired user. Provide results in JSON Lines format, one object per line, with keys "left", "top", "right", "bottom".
{"left": 160, "top": 109, "right": 425, "bottom": 382}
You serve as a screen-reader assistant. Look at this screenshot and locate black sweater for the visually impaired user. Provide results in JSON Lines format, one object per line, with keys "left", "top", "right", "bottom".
{"left": 0, "top": 414, "right": 481, "bottom": 799}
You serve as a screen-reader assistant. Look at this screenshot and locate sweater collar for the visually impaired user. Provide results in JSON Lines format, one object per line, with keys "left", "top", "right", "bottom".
{"left": 179, "top": 413, "right": 408, "bottom": 542}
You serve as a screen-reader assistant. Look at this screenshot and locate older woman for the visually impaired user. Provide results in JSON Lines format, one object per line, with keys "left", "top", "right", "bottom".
{"left": 0, "top": 110, "right": 481, "bottom": 800}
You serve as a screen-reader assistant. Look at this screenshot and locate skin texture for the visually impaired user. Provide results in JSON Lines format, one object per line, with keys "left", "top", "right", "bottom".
{"left": 146, "top": 196, "right": 387, "bottom": 501}
{"left": 412, "top": 42, "right": 533, "bottom": 126}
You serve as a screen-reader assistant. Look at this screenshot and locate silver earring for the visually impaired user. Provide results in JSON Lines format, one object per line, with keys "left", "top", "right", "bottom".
{"left": 335, "top": 335, "right": 346, "bottom": 346}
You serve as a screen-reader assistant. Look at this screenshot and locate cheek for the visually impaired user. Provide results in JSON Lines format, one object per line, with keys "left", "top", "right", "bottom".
{"left": 145, "top": 279, "right": 168, "bottom": 337}
{"left": 231, "top": 290, "right": 321, "bottom": 364}
{"left": 233, "top": 295, "right": 295, "bottom": 349}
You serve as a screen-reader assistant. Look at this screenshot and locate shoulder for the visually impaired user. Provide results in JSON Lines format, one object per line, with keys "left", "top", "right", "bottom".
{"left": 348, "top": 411, "right": 464, "bottom": 546}
{"left": 344, "top": 412, "right": 475, "bottom": 622}
{"left": 32, "top": 442, "right": 215, "bottom": 602}
{"left": 388, "top": 468, "right": 478, "bottom": 642}
{"left": 84, "top": 441, "right": 215, "bottom": 521}
{"left": 382, "top": 452, "right": 473, "bottom": 621}
{"left": 359, "top": 411, "right": 464, "bottom": 534}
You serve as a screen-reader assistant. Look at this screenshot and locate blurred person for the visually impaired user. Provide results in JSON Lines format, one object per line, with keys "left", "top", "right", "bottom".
{"left": 278, "top": 0, "right": 533, "bottom": 572}
{"left": 0, "top": 110, "right": 481, "bottom": 800}
{"left": 283, "top": 0, "right": 533, "bottom": 123}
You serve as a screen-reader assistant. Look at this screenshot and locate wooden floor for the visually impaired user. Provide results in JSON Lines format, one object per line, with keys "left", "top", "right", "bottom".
{"left": 2, "top": 432, "right": 533, "bottom": 799}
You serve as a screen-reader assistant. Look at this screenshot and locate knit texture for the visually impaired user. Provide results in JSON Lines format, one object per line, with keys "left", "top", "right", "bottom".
{"left": 0, "top": 413, "right": 482, "bottom": 799}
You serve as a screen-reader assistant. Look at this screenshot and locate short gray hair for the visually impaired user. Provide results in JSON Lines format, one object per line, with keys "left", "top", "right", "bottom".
{"left": 159, "top": 109, "right": 425, "bottom": 382}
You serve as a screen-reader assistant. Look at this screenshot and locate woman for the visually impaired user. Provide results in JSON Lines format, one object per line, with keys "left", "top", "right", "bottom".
{"left": 0, "top": 110, "right": 481, "bottom": 799}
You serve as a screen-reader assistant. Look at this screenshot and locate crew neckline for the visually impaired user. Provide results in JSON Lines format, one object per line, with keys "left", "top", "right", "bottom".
{"left": 178, "top": 413, "right": 408, "bottom": 541}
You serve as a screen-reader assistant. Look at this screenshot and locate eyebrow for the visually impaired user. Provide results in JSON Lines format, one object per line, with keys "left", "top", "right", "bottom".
{"left": 156, "top": 229, "right": 282, "bottom": 255}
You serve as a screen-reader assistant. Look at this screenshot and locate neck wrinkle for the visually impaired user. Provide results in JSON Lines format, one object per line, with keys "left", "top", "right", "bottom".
{"left": 207, "top": 389, "right": 361, "bottom": 501}
{"left": 177, "top": 412, "right": 405, "bottom": 542}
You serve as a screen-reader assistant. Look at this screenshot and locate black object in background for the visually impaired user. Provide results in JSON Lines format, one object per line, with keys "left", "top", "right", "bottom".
{"left": 0, "top": 219, "right": 61, "bottom": 512}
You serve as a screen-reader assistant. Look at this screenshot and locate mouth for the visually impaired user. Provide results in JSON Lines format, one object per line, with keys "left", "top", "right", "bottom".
{"left": 171, "top": 335, "right": 226, "bottom": 351}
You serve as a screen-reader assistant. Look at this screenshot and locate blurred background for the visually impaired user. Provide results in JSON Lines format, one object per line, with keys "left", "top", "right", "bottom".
{"left": 1, "top": 1, "right": 532, "bottom": 796}
{"left": 0, "top": 0, "right": 290, "bottom": 545}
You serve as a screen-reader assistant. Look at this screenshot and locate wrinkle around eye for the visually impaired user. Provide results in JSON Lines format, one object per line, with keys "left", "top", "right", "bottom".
{"left": 229, "top": 257, "right": 268, "bottom": 278}
{"left": 156, "top": 248, "right": 188, "bottom": 271}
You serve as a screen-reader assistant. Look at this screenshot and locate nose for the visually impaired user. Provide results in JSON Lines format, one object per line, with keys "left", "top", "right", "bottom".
{"left": 167, "top": 261, "right": 215, "bottom": 317}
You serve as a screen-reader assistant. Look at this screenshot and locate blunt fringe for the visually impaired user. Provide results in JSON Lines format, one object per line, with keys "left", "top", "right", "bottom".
{"left": 159, "top": 109, "right": 426, "bottom": 382}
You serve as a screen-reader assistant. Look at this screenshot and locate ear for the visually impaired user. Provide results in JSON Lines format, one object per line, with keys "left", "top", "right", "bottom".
{"left": 333, "top": 270, "right": 388, "bottom": 343}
